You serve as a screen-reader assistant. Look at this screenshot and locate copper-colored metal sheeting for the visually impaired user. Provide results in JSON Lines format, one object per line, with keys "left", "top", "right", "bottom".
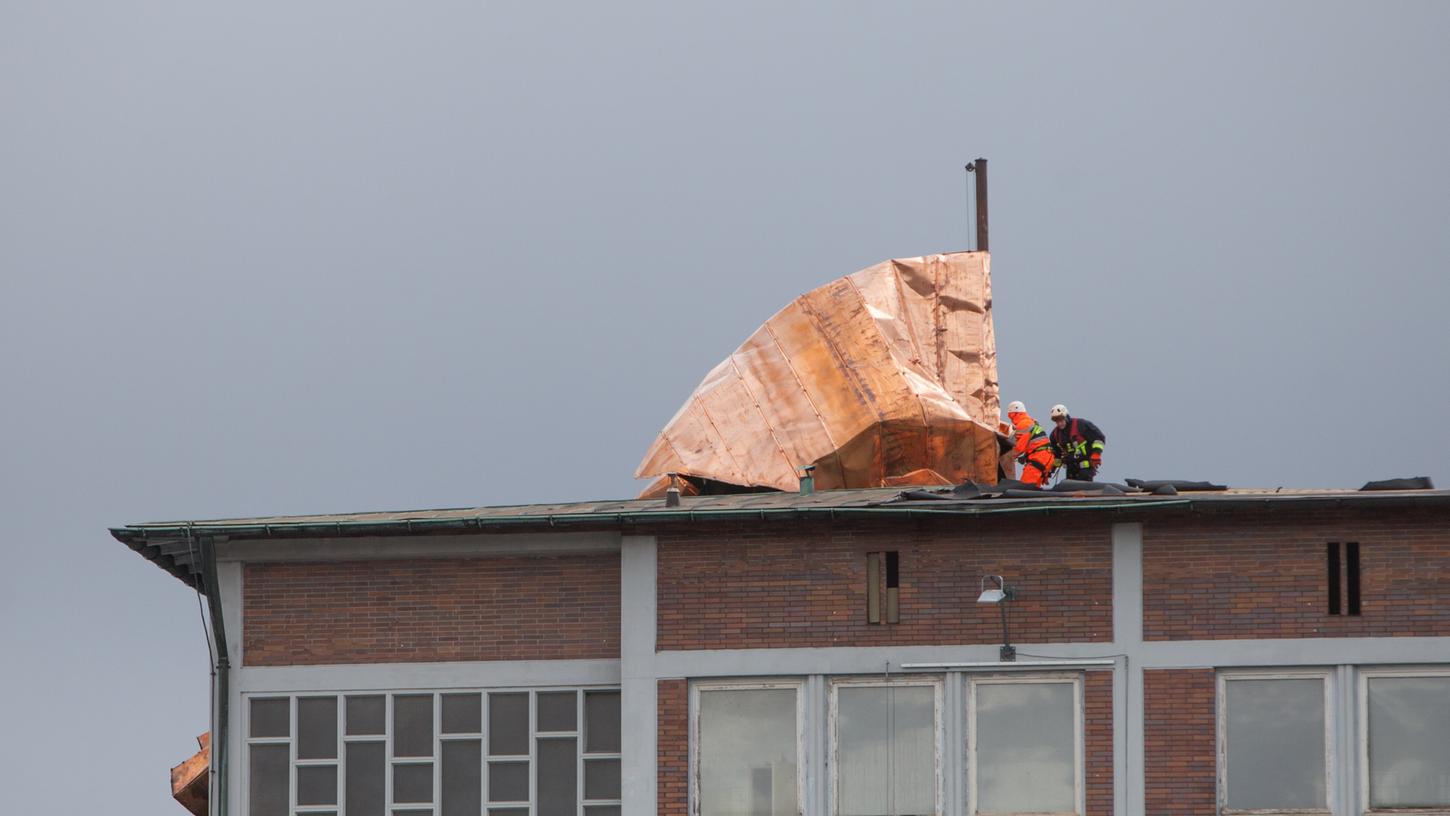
{"left": 171, "top": 732, "right": 209, "bottom": 816}
{"left": 637, "top": 251, "right": 1004, "bottom": 495}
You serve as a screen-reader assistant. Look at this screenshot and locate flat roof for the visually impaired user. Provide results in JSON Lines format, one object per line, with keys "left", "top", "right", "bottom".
{"left": 111, "top": 484, "right": 1449, "bottom": 590}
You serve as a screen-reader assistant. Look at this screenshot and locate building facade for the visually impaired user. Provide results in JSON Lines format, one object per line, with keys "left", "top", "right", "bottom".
{"left": 112, "top": 485, "right": 1450, "bottom": 816}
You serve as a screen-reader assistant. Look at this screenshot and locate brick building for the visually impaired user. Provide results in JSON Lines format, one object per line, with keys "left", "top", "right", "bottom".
{"left": 112, "top": 483, "right": 1450, "bottom": 816}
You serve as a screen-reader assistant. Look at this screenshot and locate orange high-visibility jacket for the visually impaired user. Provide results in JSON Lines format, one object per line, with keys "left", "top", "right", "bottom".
{"left": 1008, "top": 412, "right": 1053, "bottom": 460}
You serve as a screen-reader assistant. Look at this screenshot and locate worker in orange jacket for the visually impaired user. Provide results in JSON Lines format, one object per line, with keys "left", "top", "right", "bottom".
{"left": 1006, "top": 401, "right": 1057, "bottom": 487}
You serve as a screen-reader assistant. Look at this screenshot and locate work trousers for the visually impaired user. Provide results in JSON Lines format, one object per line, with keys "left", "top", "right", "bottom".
{"left": 1019, "top": 449, "right": 1056, "bottom": 487}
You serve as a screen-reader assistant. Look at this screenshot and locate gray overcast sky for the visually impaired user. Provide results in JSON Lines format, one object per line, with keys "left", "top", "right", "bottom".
{"left": 3, "top": 1, "right": 1448, "bottom": 810}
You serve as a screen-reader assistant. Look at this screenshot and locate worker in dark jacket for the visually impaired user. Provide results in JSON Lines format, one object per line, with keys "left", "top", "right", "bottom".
{"left": 1048, "top": 404, "right": 1106, "bottom": 481}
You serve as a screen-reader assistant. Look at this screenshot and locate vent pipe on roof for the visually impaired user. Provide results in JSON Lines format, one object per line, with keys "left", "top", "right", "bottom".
{"left": 799, "top": 465, "right": 816, "bottom": 496}
{"left": 665, "top": 472, "right": 681, "bottom": 507}
{"left": 967, "top": 158, "right": 989, "bottom": 252}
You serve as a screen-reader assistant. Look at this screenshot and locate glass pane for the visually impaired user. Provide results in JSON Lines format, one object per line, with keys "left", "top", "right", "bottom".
{"left": 1225, "top": 678, "right": 1325, "bottom": 809}
{"left": 394, "top": 811, "right": 433, "bottom": 816}
{"left": 298, "top": 696, "right": 339, "bottom": 760}
{"left": 298, "top": 765, "right": 339, "bottom": 806}
{"left": 837, "top": 685, "right": 936, "bottom": 816}
{"left": 974, "top": 682, "right": 1076, "bottom": 813}
{"left": 489, "top": 762, "right": 529, "bottom": 802}
{"left": 250, "top": 698, "right": 290, "bottom": 738}
{"left": 489, "top": 693, "right": 529, "bottom": 755}
{"left": 442, "top": 740, "right": 483, "bottom": 816}
{"left": 395, "top": 695, "right": 435, "bottom": 758}
{"left": 585, "top": 691, "right": 622, "bottom": 753}
{"left": 699, "top": 687, "right": 798, "bottom": 816}
{"left": 347, "top": 742, "right": 386, "bottom": 816}
{"left": 490, "top": 810, "right": 529, "bottom": 816}
{"left": 585, "top": 758, "right": 622, "bottom": 800}
{"left": 248, "top": 743, "right": 289, "bottom": 816}
{"left": 394, "top": 763, "right": 434, "bottom": 804}
{"left": 442, "top": 694, "right": 482, "bottom": 734}
{"left": 586, "top": 808, "right": 622, "bottom": 816}
{"left": 538, "top": 738, "right": 578, "bottom": 816}
{"left": 537, "top": 691, "right": 577, "bottom": 732}
{"left": 1369, "top": 676, "right": 1450, "bottom": 807}
{"left": 348, "top": 695, "right": 386, "bottom": 736}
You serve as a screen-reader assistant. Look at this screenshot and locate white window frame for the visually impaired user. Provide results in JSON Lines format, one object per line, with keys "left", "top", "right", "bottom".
{"left": 827, "top": 675, "right": 945, "bottom": 816}
{"left": 241, "top": 685, "right": 621, "bottom": 816}
{"left": 690, "top": 679, "right": 807, "bottom": 816}
{"left": 965, "top": 672, "right": 1084, "bottom": 816}
{"left": 1358, "top": 666, "right": 1450, "bottom": 815}
{"left": 1216, "top": 669, "right": 1335, "bottom": 816}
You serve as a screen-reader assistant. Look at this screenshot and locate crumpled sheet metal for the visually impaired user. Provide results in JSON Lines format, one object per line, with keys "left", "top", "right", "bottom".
{"left": 637, "top": 251, "right": 1002, "bottom": 494}
{"left": 171, "top": 732, "right": 209, "bottom": 816}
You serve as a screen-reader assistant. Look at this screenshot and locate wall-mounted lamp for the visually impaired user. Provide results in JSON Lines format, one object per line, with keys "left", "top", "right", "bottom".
{"left": 977, "top": 575, "right": 1017, "bottom": 662}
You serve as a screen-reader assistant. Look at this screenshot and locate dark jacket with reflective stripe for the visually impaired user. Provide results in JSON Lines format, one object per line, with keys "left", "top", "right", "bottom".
{"left": 1050, "top": 416, "right": 1105, "bottom": 464}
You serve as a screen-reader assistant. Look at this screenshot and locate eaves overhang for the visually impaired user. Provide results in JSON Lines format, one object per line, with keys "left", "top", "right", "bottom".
{"left": 110, "top": 487, "right": 1450, "bottom": 590}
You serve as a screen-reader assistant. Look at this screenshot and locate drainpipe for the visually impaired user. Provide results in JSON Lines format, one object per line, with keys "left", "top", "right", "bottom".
{"left": 199, "top": 535, "right": 230, "bottom": 816}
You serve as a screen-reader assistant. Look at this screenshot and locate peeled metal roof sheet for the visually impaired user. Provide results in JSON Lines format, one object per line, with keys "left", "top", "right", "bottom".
{"left": 635, "top": 251, "right": 1003, "bottom": 495}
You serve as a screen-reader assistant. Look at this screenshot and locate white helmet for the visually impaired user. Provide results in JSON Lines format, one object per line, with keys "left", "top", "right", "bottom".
{"left": 1006, "top": 400, "right": 1025, "bottom": 414}
{"left": 1050, "top": 404, "right": 1069, "bottom": 419}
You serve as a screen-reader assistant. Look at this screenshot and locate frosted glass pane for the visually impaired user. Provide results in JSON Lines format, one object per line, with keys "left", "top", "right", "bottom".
{"left": 538, "top": 692, "right": 577, "bottom": 732}
{"left": 1368, "top": 676, "right": 1450, "bottom": 807}
{"left": 489, "top": 694, "right": 529, "bottom": 755}
{"left": 585, "top": 758, "right": 622, "bottom": 800}
{"left": 394, "top": 763, "right": 434, "bottom": 804}
{"left": 346, "top": 742, "right": 386, "bottom": 816}
{"left": 585, "top": 691, "right": 622, "bottom": 753}
{"left": 538, "top": 738, "right": 578, "bottom": 816}
{"left": 974, "top": 682, "right": 1075, "bottom": 813}
{"left": 442, "top": 694, "right": 482, "bottom": 734}
{"left": 1225, "top": 679, "right": 1325, "bottom": 809}
{"left": 298, "top": 696, "right": 338, "bottom": 759}
{"left": 298, "top": 765, "right": 339, "bottom": 806}
{"left": 442, "top": 741, "right": 482, "bottom": 816}
{"left": 489, "top": 762, "right": 529, "bottom": 802}
{"left": 699, "top": 688, "right": 798, "bottom": 816}
{"left": 348, "top": 695, "right": 386, "bottom": 736}
{"left": 250, "top": 698, "right": 289, "bottom": 738}
{"left": 395, "top": 695, "right": 435, "bottom": 758}
{"left": 248, "top": 743, "right": 288, "bottom": 816}
{"left": 837, "top": 685, "right": 936, "bottom": 816}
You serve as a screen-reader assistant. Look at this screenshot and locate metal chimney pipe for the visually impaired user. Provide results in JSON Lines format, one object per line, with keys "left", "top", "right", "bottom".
{"left": 971, "top": 157, "right": 989, "bottom": 252}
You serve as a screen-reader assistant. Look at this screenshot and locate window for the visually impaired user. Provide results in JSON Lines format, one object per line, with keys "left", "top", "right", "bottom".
{"left": 245, "top": 688, "right": 620, "bottom": 816}
{"left": 1327, "top": 542, "right": 1363, "bottom": 616}
{"left": 694, "top": 682, "right": 802, "bottom": 816}
{"left": 831, "top": 679, "right": 941, "bottom": 816}
{"left": 967, "top": 675, "right": 1081, "bottom": 816}
{"left": 1218, "top": 672, "right": 1331, "bottom": 814}
{"left": 867, "top": 552, "right": 901, "bottom": 624}
{"left": 1362, "top": 671, "right": 1450, "bottom": 810}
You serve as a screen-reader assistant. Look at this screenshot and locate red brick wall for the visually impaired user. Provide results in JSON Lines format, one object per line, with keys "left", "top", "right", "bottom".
{"left": 242, "top": 555, "right": 620, "bottom": 666}
{"left": 658, "top": 679, "right": 688, "bottom": 816}
{"left": 1144, "top": 669, "right": 1216, "bottom": 816}
{"left": 656, "top": 518, "right": 1112, "bottom": 650}
{"left": 1085, "top": 670, "right": 1114, "bottom": 816}
{"left": 1143, "top": 509, "right": 1450, "bottom": 640}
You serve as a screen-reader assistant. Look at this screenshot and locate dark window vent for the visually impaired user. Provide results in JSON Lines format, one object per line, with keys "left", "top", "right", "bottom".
{"left": 1327, "top": 542, "right": 1362, "bottom": 616}
{"left": 867, "top": 552, "right": 901, "bottom": 624}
